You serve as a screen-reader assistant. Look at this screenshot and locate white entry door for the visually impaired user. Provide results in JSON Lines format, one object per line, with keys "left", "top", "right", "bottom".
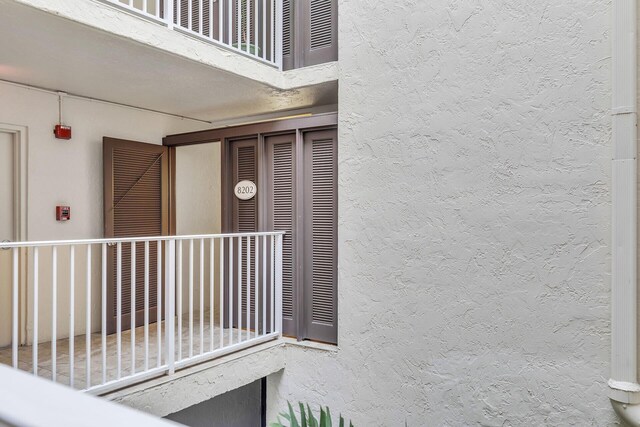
{"left": 0, "top": 131, "right": 15, "bottom": 348}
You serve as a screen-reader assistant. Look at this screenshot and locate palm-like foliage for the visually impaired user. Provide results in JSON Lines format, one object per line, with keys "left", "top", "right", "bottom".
{"left": 270, "top": 402, "right": 354, "bottom": 427}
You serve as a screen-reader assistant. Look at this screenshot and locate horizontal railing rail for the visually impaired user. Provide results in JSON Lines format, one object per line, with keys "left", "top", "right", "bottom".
{"left": 101, "top": 0, "right": 283, "bottom": 69}
{"left": 0, "top": 231, "right": 286, "bottom": 248}
{"left": 0, "top": 232, "right": 284, "bottom": 395}
{"left": 0, "top": 365, "right": 180, "bottom": 427}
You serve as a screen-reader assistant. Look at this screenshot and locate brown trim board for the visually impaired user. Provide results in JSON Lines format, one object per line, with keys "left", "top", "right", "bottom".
{"left": 163, "top": 113, "right": 338, "bottom": 147}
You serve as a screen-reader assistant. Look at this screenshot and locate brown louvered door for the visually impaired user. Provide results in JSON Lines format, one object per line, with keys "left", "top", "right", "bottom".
{"left": 301, "top": 0, "right": 337, "bottom": 66}
{"left": 230, "top": 138, "right": 258, "bottom": 330}
{"left": 104, "top": 138, "right": 169, "bottom": 335}
{"left": 302, "top": 129, "right": 337, "bottom": 343}
{"left": 265, "top": 134, "right": 297, "bottom": 337}
{"left": 284, "top": 0, "right": 337, "bottom": 70}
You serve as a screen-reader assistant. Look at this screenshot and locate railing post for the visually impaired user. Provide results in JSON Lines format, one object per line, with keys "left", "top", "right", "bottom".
{"left": 165, "top": 0, "right": 174, "bottom": 29}
{"left": 275, "top": 233, "right": 283, "bottom": 337}
{"left": 275, "top": 0, "right": 283, "bottom": 70}
{"left": 165, "top": 239, "right": 176, "bottom": 375}
{"left": 12, "top": 248, "right": 18, "bottom": 369}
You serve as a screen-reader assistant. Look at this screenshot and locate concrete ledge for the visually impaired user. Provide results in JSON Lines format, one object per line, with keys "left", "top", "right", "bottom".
{"left": 105, "top": 340, "right": 285, "bottom": 417}
{"left": 282, "top": 337, "right": 339, "bottom": 353}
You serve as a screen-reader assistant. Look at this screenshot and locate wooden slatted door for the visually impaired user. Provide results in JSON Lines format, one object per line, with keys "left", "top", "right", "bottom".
{"left": 302, "top": 129, "right": 337, "bottom": 343}
{"left": 264, "top": 130, "right": 337, "bottom": 343}
{"left": 103, "top": 138, "right": 169, "bottom": 335}
{"left": 282, "top": 0, "right": 337, "bottom": 70}
{"left": 230, "top": 138, "right": 258, "bottom": 330}
{"left": 282, "top": 0, "right": 294, "bottom": 70}
{"left": 302, "top": 0, "right": 338, "bottom": 66}
{"left": 265, "top": 134, "right": 297, "bottom": 337}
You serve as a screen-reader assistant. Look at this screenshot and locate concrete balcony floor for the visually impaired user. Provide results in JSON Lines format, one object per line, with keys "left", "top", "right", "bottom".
{"left": 0, "top": 310, "right": 258, "bottom": 392}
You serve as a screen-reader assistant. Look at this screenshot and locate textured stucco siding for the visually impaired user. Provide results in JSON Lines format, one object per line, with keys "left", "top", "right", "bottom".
{"left": 269, "top": 1, "right": 614, "bottom": 426}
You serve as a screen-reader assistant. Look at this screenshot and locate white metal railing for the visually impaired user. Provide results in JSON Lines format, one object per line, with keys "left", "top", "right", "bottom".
{"left": 0, "top": 232, "right": 283, "bottom": 394}
{"left": 103, "top": 0, "right": 283, "bottom": 69}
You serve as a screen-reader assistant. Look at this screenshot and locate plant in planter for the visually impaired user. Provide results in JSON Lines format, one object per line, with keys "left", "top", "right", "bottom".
{"left": 231, "top": 0, "right": 262, "bottom": 56}
{"left": 270, "top": 402, "right": 354, "bottom": 427}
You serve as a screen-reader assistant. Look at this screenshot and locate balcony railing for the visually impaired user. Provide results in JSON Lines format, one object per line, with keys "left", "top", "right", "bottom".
{"left": 103, "top": 0, "right": 283, "bottom": 69}
{"left": 0, "top": 365, "right": 178, "bottom": 427}
{"left": 0, "top": 232, "right": 283, "bottom": 394}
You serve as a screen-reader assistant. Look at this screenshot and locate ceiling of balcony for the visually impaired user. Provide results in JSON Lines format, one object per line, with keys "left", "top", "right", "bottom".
{"left": 0, "top": 0, "right": 338, "bottom": 122}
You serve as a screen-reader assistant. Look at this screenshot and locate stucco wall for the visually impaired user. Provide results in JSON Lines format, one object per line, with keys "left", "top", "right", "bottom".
{"left": 268, "top": 1, "right": 614, "bottom": 425}
{"left": 0, "top": 81, "right": 207, "bottom": 343}
{"left": 175, "top": 142, "right": 222, "bottom": 321}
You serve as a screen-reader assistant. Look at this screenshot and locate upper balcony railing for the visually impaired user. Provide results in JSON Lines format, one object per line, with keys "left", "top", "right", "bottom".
{"left": 0, "top": 232, "right": 283, "bottom": 395}
{"left": 103, "top": 0, "right": 283, "bottom": 69}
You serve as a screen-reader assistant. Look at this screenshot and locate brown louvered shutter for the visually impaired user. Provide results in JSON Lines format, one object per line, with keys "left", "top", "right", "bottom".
{"left": 265, "top": 134, "right": 297, "bottom": 337}
{"left": 230, "top": 139, "right": 258, "bottom": 329}
{"left": 103, "top": 138, "right": 169, "bottom": 335}
{"left": 301, "top": 0, "right": 337, "bottom": 67}
{"left": 282, "top": 0, "right": 294, "bottom": 70}
{"left": 302, "top": 129, "right": 337, "bottom": 343}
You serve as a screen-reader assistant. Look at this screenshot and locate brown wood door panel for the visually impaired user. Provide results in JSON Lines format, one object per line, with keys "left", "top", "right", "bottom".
{"left": 283, "top": 0, "right": 337, "bottom": 70}
{"left": 265, "top": 133, "right": 297, "bottom": 337}
{"left": 103, "top": 137, "right": 169, "bottom": 335}
{"left": 302, "top": 129, "right": 337, "bottom": 343}
{"left": 228, "top": 138, "right": 259, "bottom": 331}
{"left": 282, "top": 0, "right": 294, "bottom": 70}
{"left": 220, "top": 123, "right": 338, "bottom": 344}
{"left": 301, "top": 0, "right": 338, "bottom": 67}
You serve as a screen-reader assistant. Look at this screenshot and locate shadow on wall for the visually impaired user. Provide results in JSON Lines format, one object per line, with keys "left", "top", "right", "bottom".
{"left": 165, "top": 379, "right": 262, "bottom": 427}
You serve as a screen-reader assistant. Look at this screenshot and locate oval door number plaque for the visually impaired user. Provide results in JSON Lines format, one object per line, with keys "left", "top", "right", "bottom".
{"left": 234, "top": 180, "right": 257, "bottom": 200}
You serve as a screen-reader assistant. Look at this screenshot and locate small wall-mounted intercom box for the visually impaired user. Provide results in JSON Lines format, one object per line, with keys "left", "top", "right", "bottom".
{"left": 56, "top": 206, "right": 71, "bottom": 221}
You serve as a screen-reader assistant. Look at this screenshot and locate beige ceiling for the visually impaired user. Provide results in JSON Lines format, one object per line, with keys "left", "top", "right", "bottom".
{"left": 0, "top": 0, "right": 338, "bottom": 122}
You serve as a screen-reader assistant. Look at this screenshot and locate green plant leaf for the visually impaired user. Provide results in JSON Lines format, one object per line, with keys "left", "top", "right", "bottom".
{"left": 319, "top": 407, "right": 327, "bottom": 427}
{"left": 326, "top": 407, "right": 333, "bottom": 427}
{"left": 350, "top": 422, "right": 354, "bottom": 427}
{"left": 280, "top": 412, "right": 291, "bottom": 421}
{"left": 339, "top": 414, "right": 344, "bottom": 427}
{"left": 299, "top": 402, "right": 308, "bottom": 427}
{"left": 307, "top": 404, "right": 318, "bottom": 427}
{"left": 288, "top": 401, "right": 300, "bottom": 427}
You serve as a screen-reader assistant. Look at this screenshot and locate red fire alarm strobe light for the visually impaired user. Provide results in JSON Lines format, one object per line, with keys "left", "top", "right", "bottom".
{"left": 54, "top": 124, "right": 72, "bottom": 140}
{"left": 56, "top": 206, "right": 71, "bottom": 221}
